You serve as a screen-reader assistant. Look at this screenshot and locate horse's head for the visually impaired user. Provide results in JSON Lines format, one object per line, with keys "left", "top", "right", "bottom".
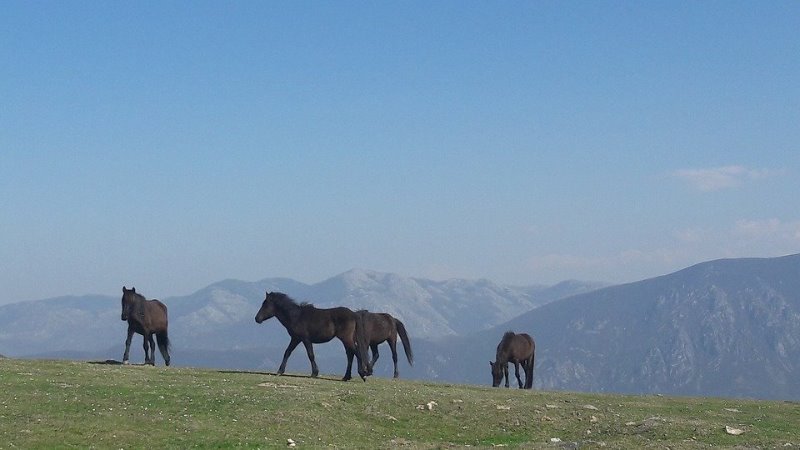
{"left": 489, "top": 361, "right": 503, "bottom": 387}
{"left": 254, "top": 291, "right": 278, "bottom": 324}
{"left": 121, "top": 286, "right": 137, "bottom": 321}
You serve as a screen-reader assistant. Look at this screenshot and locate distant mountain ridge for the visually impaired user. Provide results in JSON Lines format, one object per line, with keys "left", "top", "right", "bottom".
{"left": 402, "top": 255, "right": 800, "bottom": 400}
{"left": 0, "top": 269, "right": 601, "bottom": 359}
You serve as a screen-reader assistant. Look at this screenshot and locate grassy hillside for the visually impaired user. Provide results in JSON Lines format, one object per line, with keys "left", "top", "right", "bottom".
{"left": 1, "top": 359, "right": 798, "bottom": 449}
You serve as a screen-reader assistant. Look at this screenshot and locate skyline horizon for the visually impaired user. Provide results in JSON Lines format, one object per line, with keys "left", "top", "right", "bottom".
{"left": 5, "top": 252, "right": 799, "bottom": 305}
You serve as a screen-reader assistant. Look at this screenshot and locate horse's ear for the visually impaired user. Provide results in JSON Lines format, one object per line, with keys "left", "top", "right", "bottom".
{"left": 489, "top": 361, "right": 494, "bottom": 367}
{"left": 131, "top": 287, "right": 136, "bottom": 292}
{"left": 123, "top": 286, "right": 126, "bottom": 292}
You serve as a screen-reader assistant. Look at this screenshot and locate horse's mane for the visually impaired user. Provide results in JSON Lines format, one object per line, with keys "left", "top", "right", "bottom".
{"left": 269, "top": 292, "right": 314, "bottom": 321}
{"left": 501, "top": 331, "right": 516, "bottom": 342}
{"left": 497, "top": 331, "right": 517, "bottom": 350}
{"left": 127, "top": 289, "right": 146, "bottom": 302}
{"left": 270, "top": 292, "right": 315, "bottom": 308}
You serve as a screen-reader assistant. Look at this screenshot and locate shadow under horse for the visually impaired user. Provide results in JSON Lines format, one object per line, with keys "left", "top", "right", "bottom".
{"left": 120, "top": 286, "right": 171, "bottom": 366}
{"left": 255, "top": 292, "right": 369, "bottom": 381}
{"left": 357, "top": 310, "right": 413, "bottom": 378}
{"left": 490, "top": 331, "right": 535, "bottom": 389}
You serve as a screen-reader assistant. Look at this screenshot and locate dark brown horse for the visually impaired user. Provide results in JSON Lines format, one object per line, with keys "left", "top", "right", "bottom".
{"left": 357, "top": 310, "right": 413, "bottom": 378}
{"left": 254, "top": 292, "right": 369, "bottom": 381}
{"left": 490, "top": 331, "right": 535, "bottom": 389}
{"left": 121, "top": 286, "right": 170, "bottom": 366}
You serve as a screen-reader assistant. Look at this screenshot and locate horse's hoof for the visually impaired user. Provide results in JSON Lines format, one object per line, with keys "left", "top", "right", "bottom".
{"left": 342, "top": 375, "right": 352, "bottom": 382}
{"left": 122, "top": 360, "right": 130, "bottom": 365}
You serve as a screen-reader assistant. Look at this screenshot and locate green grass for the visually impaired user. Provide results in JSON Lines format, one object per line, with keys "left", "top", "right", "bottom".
{"left": 1, "top": 359, "right": 798, "bottom": 449}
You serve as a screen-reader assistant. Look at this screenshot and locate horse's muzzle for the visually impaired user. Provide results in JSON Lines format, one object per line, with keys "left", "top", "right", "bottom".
{"left": 121, "top": 314, "right": 127, "bottom": 321}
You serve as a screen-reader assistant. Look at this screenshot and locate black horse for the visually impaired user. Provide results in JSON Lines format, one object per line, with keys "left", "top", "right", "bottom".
{"left": 254, "top": 292, "right": 369, "bottom": 381}
{"left": 120, "top": 286, "right": 170, "bottom": 366}
{"left": 357, "top": 310, "right": 413, "bottom": 378}
{"left": 490, "top": 331, "right": 535, "bottom": 389}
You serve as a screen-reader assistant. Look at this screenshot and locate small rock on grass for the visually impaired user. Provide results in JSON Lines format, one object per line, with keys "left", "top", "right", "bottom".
{"left": 725, "top": 426, "right": 745, "bottom": 436}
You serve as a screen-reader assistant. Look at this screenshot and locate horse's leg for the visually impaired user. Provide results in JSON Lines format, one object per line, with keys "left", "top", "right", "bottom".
{"left": 147, "top": 333, "right": 157, "bottom": 366}
{"left": 388, "top": 337, "right": 400, "bottom": 378}
{"left": 525, "top": 356, "right": 534, "bottom": 389}
{"left": 514, "top": 362, "right": 523, "bottom": 389}
{"left": 342, "top": 343, "right": 355, "bottom": 382}
{"left": 342, "top": 336, "right": 369, "bottom": 382}
{"left": 278, "top": 337, "right": 301, "bottom": 375}
{"left": 369, "top": 343, "right": 379, "bottom": 371}
{"left": 156, "top": 331, "right": 170, "bottom": 367}
{"left": 503, "top": 363, "right": 510, "bottom": 388}
{"left": 142, "top": 333, "right": 152, "bottom": 365}
{"left": 122, "top": 326, "right": 134, "bottom": 364}
{"left": 301, "top": 340, "right": 319, "bottom": 378}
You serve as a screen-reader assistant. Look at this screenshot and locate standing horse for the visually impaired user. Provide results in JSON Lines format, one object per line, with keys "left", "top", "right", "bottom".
{"left": 356, "top": 310, "right": 413, "bottom": 378}
{"left": 254, "top": 292, "right": 369, "bottom": 381}
{"left": 490, "top": 331, "right": 535, "bottom": 389}
{"left": 120, "top": 286, "right": 171, "bottom": 366}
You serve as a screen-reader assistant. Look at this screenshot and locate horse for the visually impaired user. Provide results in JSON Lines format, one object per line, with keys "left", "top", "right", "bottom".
{"left": 490, "top": 331, "right": 535, "bottom": 389}
{"left": 356, "top": 310, "right": 413, "bottom": 378}
{"left": 254, "top": 292, "right": 369, "bottom": 381}
{"left": 120, "top": 286, "right": 171, "bottom": 366}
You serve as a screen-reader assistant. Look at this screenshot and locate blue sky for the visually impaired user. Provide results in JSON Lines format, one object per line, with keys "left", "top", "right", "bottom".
{"left": 2, "top": 2, "right": 799, "bottom": 304}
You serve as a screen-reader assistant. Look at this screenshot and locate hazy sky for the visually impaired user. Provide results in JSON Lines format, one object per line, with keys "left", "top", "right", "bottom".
{"left": 2, "top": 2, "right": 799, "bottom": 304}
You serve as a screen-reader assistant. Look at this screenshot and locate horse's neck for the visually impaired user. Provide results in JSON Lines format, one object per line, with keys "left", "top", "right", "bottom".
{"left": 495, "top": 349, "right": 510, "bottom": 365}
{"left": 131, "top": 297, "right": 146, "bottom": 321}
{"left": 274, "top": 302, "right": 302, "bottom": 329}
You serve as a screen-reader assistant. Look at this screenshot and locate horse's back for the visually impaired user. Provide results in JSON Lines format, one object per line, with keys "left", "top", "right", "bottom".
{"left": 315, "top": 306, "right": 357, "bottom": 323}
{"left": 302, "top": 305, "right": 356, "bottom": 340}
{"left": 150, "top": 298, "right": 168, "bottom": 312}
{"left": 144, "top": 299, "right": 169, "bottom": 329}
{"left": 515, "top": 333, "right": 535, "bottom": 358}
{"left": 498, "top": 332, "right": 535, "bottom": 362}
{"left": 362, "top": 312, "right": 395, "bottom": 342}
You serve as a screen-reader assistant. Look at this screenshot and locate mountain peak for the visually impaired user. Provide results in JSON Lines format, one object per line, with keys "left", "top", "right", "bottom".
{"left": 340, "top": 268, "right": 387, "bottom": 283}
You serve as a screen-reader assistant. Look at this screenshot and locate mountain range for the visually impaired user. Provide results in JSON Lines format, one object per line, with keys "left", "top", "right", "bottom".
{"left": 2, "top": 255, "right": 799, "bottom": 400}
{"left": 404, "top": 254, "right": 800, "bottom": 400}
{"left": 0, "top": 269, "right": 600, "bottom": 368}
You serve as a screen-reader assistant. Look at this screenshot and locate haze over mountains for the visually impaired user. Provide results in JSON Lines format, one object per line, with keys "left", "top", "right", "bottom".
{"left": 414, "top": 254, "right": 800, "bottom": 400}
{"left": 0, "top": 270, "right": 600, "bottom": 366}
{"left": 2, "top": 255, "right": 799, "bottom": 400}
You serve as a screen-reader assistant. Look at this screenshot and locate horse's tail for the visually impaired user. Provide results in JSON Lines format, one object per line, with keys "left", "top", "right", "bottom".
{"left": 395, "top": 318, "right": 414, "bottom": 366}
{"left": 355, "top": 310, "right": 370, "bottom": 377}
{"left": 156, "top": 330, "right": 171, "bottom": 367}
{"left": 525, "top": 340, "right": 535, "bottom": 389}
{"left": 154, "top": 300, "right": 171, "bottom": 366}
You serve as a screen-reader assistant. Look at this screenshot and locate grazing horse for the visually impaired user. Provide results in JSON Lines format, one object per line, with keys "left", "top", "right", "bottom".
{"left": 120, "top": 286, "right": 170, "bottom": 366}
{"left": 254, "top": 292, "right": 369, "bottom": 381}
{"left": 356, "top": 310, "right": 413, "bottom": 378}
{"left": 490, "top": 331, "right": 535, "bottom": 389}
